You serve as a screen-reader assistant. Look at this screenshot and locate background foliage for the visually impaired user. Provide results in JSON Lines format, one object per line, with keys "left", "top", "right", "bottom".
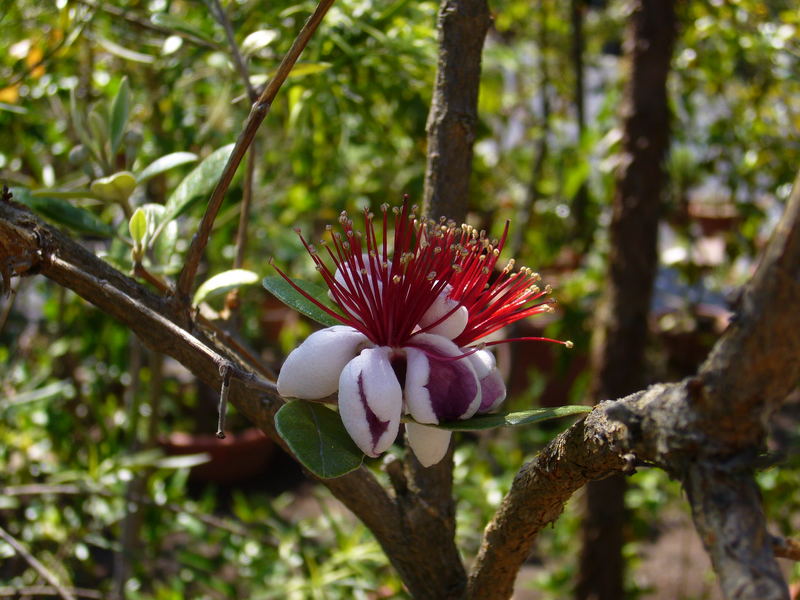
{"left": 1, "top": 0, "right": 799, "bottom": 597}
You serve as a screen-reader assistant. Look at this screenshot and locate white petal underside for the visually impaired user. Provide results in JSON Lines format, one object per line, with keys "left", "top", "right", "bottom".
{"left": 406, "top": 422, "right": 452, "bottom": 467}
{"left": 277, "top": 326, "right": 369, "bottom": 399}
{"left": 338, "top": 347, "right": 402, "bottom": 457}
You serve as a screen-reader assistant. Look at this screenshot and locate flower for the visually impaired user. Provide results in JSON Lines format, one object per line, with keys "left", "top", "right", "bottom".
{"left": 275, "top": 199, "right": 570, "bottom": 467}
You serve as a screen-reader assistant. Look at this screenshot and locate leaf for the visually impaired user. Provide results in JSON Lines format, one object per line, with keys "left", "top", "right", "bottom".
{"left": 129, "top": 207, "right": 147, "bottom": 247}
{"left": 95, "top": 35, "right": 155, "bottom": 64}
{"left": 162, "top": 143, "right": 234, "bottom": 224}
{"left": 109, "top": 76, "right": 130, "bottom": 156}
{"left": 240, "top": 29, "right": 279, "bottom": 56}
{"left": 31, "top": 187, "right": 97, "bottom": 200}
{"left": 193, "top": 269, "right": 260, "bottom": 305}
{"left": 135, "top": 152, "right": 198, "bottom": 184}
{"left": 434, "top": 405, "right": 592, "bottom": 432}
{"left": 150, "top": 13, "right": 219, "bottom": 47}
{"left": 90, "top": 171, "right": 137, "bottom": 203}
{"left": 275, "top": 401, "right": 364, "bottom": 479}
{"left": 13, "top": 187, "right": 114, "bottom": 237}
{"left": 262, "top": 275, "right": 341, "bottom": 327}
{"left": 155, "top": 453, "right": 211, "bottom": 469}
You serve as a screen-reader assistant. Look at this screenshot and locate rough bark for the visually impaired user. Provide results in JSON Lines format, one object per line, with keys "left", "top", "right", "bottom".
{"left": 3, "top": 170, "right": 799, "bottom": 599}
{"left": 422, "top": 0, "right": 491, "bottom": 224}
{"left": 0, "top": 197, "right": 465, "bottom": 600}
{"left": 578, "top": 2, "right": 677, "bottom": 599}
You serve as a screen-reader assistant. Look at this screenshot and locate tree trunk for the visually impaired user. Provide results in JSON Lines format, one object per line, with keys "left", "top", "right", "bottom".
{"left": 423, "top": 0, "right": 491, "bottom": 224}
{"left": 576, "top": 2, "right": 677, "bottom": 599}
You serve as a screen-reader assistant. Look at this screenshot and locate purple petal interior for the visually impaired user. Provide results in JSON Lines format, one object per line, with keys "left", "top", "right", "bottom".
{"left": 419, "top": 350, "right": 478, "bottom": 421}
{"left": 357, "top": 371, "right": 390, "bottom": 450}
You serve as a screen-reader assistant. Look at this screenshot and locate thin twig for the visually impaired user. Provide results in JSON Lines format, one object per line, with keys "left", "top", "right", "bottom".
{"left": 209, "top": 0, "right": 256, "bottom": 101}
{"left": 174, "top": 0, "right": 336, "bottom": 306}
{"left": 0, "top": 525, "right": 77, "bottom": 600}
{"left": 76, "top": 0, "right": 222, "bottom": 50}
{"left": 217, "top": 362, "right": 232, "bottom": 438}
{"left": 0, "top": 587, "right": 101, "bottom": 599}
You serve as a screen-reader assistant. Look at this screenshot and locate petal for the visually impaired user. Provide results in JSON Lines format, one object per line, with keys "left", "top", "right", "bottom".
{"left": 419, "top": 284, "right": 468, "bottom": 339}
{"left": 477, "top": 368, "right": 506, "bottom": 413}
{"left": 338, "top": 347, "right": 402, "bottom": 457}
{"left": 465, "top": 350, "right": 507, "bottom": 413}
{"left": 277, "top": 326, "right": 370, "bottom": 399}
{"left": 406, "top": 422, "right": 452, "bottom": 467}
{"left": 404, "top": 333, "right": 481, "bottom": 423}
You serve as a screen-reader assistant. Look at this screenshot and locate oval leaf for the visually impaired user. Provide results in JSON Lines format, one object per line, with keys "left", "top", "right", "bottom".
{"left": 90, "top": 171, "right": 137, "bottom": 203}
{"left": 135, "top": 152, "right": 198, "bottom": 184}
{"left": 129, "top": 207, "right": 147, "bottom": 246}
{"left": 162, "top": 143, "right": 234, "bottom": 224}
{"left": 262, "top": 275, "right": 341, "bottom": 327}
{"left": 13, "top": 187, "right": 114, "bottom": 237}
{"left": 275, "top": 401, "right": 364, "bottom": 479}
{"left": 240, "top": 29, "right": 279, "bottom": 56}
{"left": 193, "top": 269, "right": 260, "bottom": 305}
{"left": 434, "top": 405, "right": 592, "bottom": 431}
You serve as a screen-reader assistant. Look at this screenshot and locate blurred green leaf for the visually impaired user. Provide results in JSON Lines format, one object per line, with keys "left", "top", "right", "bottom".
{"left": 241, "top": 29, "right": 279, "bottom": 56}
{"left": 109, "top": 76, "right": 130, "bottom": 156}
{"left": 162, "top": 143, "right": 234, "bottom": 224}
{"left": 434, "top": 405, "right": 591, "bottom": 431}
{"left": 135, "top": 152, "right": 198, "bottom": 184}
{"left": 90, "top": 171, "right": 137, "bottom": 203}
{"left": 193, "top": 269, "right": 260, "bottom": 305}
{"left": 150, "top": 13, "right": 219, "bottom": 47}
{"left": 262, "top": 275, "right": 341, "bottom": 327}
{"left": 275, "top": 401, "right": 364, "bottom": 479}
{"left": 13, "top": 187, "right": 114, "bottom": 237}
{"left": 31, "top": 187, "right": 97, "bottom": 200}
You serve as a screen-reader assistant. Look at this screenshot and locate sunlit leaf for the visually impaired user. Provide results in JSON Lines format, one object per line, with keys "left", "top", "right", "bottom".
{"left": 275, "top": 401, "right": 364, "bottom": 479}
{"left": 434, "top": 405, "right": 592, "bottom": 431}
{"left": 193, "top": 269, "right": 260, "bottom": 305}
{"left": 262, "top": 275, "right": 341, "bottom": 327}
{"left": 90, "top": 171, "right": 137, "bottom": 203}
{"left": 129, "top": 207, "right": 147, "bottom": 246}
{"left": 240, "top": 29, "right": 279, "bottom": 56}
{"left": 135, "top": 152, "right": 198, "bottom": 184}
{"left": 95, "top": 36, "right": 155, "bottom": 64}
{"left": 161, "top": 143, "right": 234, "bottom": 224}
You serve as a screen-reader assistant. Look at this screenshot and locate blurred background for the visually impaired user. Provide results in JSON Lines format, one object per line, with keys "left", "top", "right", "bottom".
{"left": 1, "top": 0, "right": 799, "bottom": 598}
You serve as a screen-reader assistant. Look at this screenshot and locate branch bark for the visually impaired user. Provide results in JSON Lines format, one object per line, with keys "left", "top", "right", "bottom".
{"left": 422, "top": 0, "right": 491, "bottom": 224}
{"left": 466, "top": 173, "right": 800, "bottom": 598}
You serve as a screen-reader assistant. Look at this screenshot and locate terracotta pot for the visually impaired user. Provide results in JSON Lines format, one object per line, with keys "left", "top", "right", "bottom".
{"left": 160, "top": 428, "right": 275, "bottom": 485}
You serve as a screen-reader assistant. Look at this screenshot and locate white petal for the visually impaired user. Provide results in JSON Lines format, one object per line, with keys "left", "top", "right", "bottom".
{"left": 477, "top": 368, "right": 506, "bottom": 413}
{"left": 277, "top": 326, "right": 369, "bottom": 399}
{"left": 406, "top": 422, "right": 452, "bottom": 467}
{"left": 466, "top": 349, "right": 496, "bottom": 379}
{"left": 419, "top": 284, "right": 468, "bottom": 339}
{"left": 403, "top": 333, "right": 481, "bottom": 424}
{"left": 338, "top": 347, "right": 402, "bottom": 457}
{"left": 404, "top": 347, "right": 435, "bottom": 423}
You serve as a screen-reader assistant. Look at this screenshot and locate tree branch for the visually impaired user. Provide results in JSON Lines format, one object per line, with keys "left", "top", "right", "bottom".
{"left": 466, "top": 174, "right": 800, "bottom": 598}
{"left": 0, "top": 524, "right": 76, "bottom": 600}
{"left": 175, "top": 0, "right": 335, "bottom": 306}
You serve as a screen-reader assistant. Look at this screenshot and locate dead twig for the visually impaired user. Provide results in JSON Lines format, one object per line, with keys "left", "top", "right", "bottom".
{"left": 0, "top": 524, "right": 77, "bottom": 600}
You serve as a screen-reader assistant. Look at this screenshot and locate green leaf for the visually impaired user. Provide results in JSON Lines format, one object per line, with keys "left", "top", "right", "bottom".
{"left": 13, "top": 187, "right": 114, "bottom": 237}
{"left": 240, "top": 29, "right": 279, "bottom": 56}
{"left": 150, "top": 13, "right": 219, "bottom": 47}
{"left": 95, "top": 35, "right": 155, "bottom": 64}
{"left": 129, "top": 207, "right": 147, "bottom": 246}
{"left": 135, "top": 152, "right": 198, "bottom": 184}
{"left": 434, "top": 405, "right": 592, "bottom": 431}
{"left": 262, "top": 275, "right": 341, "bottom": 327}
{"left": 90, "top": 171, "right": 137, "bottom": 203}
{"left": 275, "top": 401, "right": 364, "bottom": 479}
{"left": 193, "top": 269, "right": 260, "bottom": 305}
{"left": 162, "top": 143, "right": 234, "bottom": 224}
{"left": 31, "top": 187, "right": 97, "bottom": 200}
{"left": 109, "top": 76, "right": 130, "bottom": 156}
